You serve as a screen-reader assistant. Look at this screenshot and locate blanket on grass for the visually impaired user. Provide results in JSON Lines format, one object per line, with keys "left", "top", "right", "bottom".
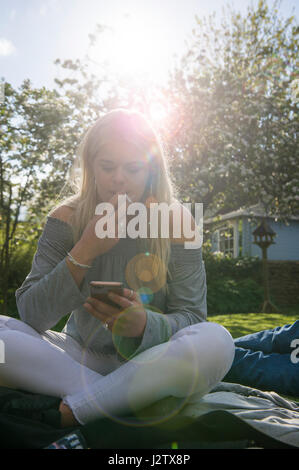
{"left": 0, "top": 382, "right": 298, "bottom": 449}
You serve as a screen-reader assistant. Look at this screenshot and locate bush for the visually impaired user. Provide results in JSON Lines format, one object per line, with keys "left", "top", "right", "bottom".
{"left": 202, "top": 244, "right": 264, "bottom": 314}
{"left": 203, "top": 251, "right": 262, "bottom": 281}
{"left": 207, "top": 277, "right": 264, "bottom": 315}
{"left": 3, "top": 242, "right": 36, "bottom": 318}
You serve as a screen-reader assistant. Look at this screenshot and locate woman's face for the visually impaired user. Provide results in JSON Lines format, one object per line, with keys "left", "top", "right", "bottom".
{"left": 92, "top": 139, "right": 151, "bottom": 203}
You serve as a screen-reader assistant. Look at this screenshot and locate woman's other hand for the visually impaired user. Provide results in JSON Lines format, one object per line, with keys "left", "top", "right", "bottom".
{"left": 76, "top": 192, "right": 129, "bottom": 262}
{"left": 84, "top": 288, "right": 147, "bottom": 337}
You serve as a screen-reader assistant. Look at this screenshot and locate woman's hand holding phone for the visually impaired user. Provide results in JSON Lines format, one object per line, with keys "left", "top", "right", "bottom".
{"left": 84, "top": 287, "right": 147, "bottom": 338}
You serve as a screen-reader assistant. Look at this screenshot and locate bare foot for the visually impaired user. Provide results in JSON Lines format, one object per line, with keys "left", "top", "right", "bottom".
{"left": 59, "top": 400, "right": 80, "bottom": 428}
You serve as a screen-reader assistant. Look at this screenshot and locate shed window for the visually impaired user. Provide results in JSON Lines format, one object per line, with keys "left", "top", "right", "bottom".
{"left": 219, "top": 226, "right": 234, "bottom": 256}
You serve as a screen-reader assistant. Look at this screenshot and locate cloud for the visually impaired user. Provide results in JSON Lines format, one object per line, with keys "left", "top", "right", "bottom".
{"left": 0, "top": 38, "right": 16, "bottom": 56}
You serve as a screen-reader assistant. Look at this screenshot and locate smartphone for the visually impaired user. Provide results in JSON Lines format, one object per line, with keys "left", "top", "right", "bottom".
{"left": 89, "top": 281, "right": 124, "bottom": 308}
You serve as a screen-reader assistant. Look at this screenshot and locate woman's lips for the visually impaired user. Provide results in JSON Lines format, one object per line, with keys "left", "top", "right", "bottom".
{"left": 109, "top": 192, "right": 133, "bottom": 202}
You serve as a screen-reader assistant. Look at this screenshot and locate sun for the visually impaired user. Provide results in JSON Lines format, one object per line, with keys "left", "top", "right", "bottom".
{"left": 148, "top": 101, "right": 169, "bottom": 126}
{"left": 89, "top": 14, "right": 169, "bottom": 84}
{"left": 87, "top": 12, "right": 173, "bottom": 128}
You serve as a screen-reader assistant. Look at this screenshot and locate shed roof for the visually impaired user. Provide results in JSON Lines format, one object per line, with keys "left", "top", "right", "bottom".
{"left": 204, "top": 203, "right": 299, "bottom": 224}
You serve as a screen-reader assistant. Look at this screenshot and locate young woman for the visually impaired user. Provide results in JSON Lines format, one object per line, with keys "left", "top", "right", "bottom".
{"left": 0, "top": 109, "right": 235, "bottom": 427}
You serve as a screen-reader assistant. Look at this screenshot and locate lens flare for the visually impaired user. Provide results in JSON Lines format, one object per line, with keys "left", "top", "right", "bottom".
{"left": 125, "top": 252, "right": 167, "bottom": 294}
{"left": 137, "top": 286, "right": 154, "bottom": 304}
{"left": 78, "top": 324, "right": 206, "bottom": 428}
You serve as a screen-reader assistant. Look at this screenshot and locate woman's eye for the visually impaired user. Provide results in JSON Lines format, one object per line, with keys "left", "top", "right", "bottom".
{"left": 98, "top": 163, "right": 145, "bottom": 174}
{"left": 126, "top": 165, "right": 144, "bottom": 174}
{"left": 101, "top": 166, "right": 114, "bottom": 172}
{"left": 127, "top": 167, "right": 140, "bottom": 174}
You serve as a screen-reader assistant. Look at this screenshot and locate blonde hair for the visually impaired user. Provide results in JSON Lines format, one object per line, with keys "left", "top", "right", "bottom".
{"left": 49, "top": 108, "right": 178, "bottom": 296}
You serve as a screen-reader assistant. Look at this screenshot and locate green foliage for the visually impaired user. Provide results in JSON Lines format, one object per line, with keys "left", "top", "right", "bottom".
{"left": 207, "top": 277, "right": 264, "bottom": 315}
{"left": 165, "top": 0, "right": 299, "bottom": 220}
{"left": 211, "top": 312, "right": 299, "bottom": 339}
{"left": 0, "top": 222, "right": 39, "bottom": 317}
{"left": 0, "top": 79, "right": 77, "bottom": 314}
{"left": 7, "top": 243, "right": 36, "bottom": 318}
{"left": 52, "top": 315, "right": 70, "bottom": 332}
{"left": 202, "top": 243, "right": 264, "bottom": 314}
{"left": 203, "top": 250, "right": 262, "bottom": 280}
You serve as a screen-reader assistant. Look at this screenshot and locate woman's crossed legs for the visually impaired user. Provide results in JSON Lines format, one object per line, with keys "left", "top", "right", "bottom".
{"left": 0, "top": 315, "right": 234, "bottom": 425}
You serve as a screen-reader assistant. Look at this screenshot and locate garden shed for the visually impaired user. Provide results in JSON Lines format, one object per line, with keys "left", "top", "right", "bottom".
{"left": 204, "top": 203, "right": 299, "bottom": 261}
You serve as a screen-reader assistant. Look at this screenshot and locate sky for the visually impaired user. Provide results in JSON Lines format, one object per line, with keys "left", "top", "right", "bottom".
{"left": 1, "top": 0, "right": 298, "bottom": 92}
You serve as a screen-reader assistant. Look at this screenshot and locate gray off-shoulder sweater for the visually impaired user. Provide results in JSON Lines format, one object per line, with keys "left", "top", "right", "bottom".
{"left": 15, "top": 216, "right": 207, "bottom": 361}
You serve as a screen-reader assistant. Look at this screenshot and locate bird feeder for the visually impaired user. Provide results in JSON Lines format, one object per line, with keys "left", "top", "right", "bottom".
{"left": 252, "top": 218, "right": 278, "bottom": 313}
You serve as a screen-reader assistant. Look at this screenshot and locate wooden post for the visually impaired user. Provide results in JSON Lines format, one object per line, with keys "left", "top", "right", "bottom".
{"left": 252, "top": 218, "right": 279, "bottom": 313}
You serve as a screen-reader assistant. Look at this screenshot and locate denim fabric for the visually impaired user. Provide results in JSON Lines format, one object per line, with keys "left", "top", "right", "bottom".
{"left": 224, "top": 321, "right": 299, "bottom": 396}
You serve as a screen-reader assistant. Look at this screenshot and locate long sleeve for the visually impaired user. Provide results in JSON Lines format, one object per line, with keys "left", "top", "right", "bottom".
{"left": 16, "top": 217, "right": 207, "bottom": 359}
{"left": 15, "top": 217, "right": 87, "bottom": 332}
{"left": 113, "top": 244, "right": 207, "bottom": 359}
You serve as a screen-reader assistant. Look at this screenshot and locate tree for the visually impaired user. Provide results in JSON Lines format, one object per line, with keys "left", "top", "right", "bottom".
{"left": 0, "top": 38, "right": 134, "bottom": 314}
{"left": 0, "top": 80, "right": 76, "bottom": 314}
{"left": 0, "top": 29, "right": 139, "bottom": 314}
{"left": 163, "top": 0, "right": 298, "bottom": 220}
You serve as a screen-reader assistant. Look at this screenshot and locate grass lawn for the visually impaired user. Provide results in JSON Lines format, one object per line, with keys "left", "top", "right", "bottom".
{"left": 208, "top": 312, "right": 298, "bottom": 338}
{"left": 53, "top": 311, "right": 299, "bottom": 336}
{"left": 54, "top": 311, "right": 298, "bottom": 339}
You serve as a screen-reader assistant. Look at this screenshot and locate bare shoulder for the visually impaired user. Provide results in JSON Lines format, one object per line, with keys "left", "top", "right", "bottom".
{"left": 49, "top": 205, "right": 74, "bottom": 225}
{"left": 169, "top": 201, "right": 196, "bottom": 244}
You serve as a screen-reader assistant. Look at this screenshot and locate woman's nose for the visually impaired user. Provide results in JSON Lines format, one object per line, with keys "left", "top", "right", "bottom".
{"left": 112, "top": 167, "right": 126, "bottom": 184}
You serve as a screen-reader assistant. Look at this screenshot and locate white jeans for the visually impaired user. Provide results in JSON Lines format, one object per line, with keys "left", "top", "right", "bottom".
{"left": 0, "top": 315, "right": 235, "bottom": 425}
